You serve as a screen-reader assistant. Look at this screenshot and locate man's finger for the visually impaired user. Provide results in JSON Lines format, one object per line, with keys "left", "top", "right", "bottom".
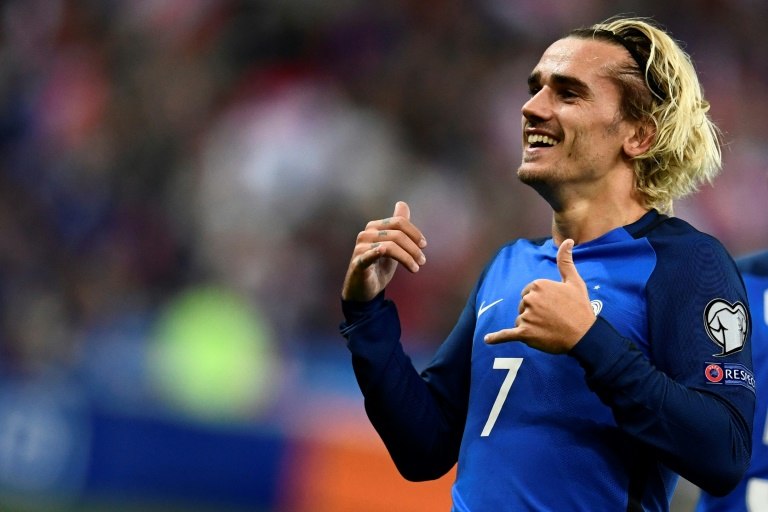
{"left": 355, "top": 246, "right": 383, "bottom": 270}
{"left": 392, "top": 200, "right": 427, "bottom": 249}
{"left": 484, "top": 328, "right": 520, "bottom": 345}
{"left": 393, "top": 200, "right": 410, "bottom": 221}
{"left": 557, "top": 239, "right": 582, "bottom": 284}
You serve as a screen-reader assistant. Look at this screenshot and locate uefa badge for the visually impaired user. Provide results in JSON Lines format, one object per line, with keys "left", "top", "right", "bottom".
{"left": 703, "top": 299, "right": 749, "bottom": 356}
{"left": 704, "top": 363, "right": 724, "bottom": 383}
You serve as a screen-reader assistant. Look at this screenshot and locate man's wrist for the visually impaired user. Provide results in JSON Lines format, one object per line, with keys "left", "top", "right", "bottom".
{"left": 341, "top": 291, "right": 386, "bottom": 324}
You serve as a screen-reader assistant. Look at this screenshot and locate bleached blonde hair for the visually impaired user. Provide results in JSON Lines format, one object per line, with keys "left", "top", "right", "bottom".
{"left": 569, "top": 17, "right": 722, "bottom": 214}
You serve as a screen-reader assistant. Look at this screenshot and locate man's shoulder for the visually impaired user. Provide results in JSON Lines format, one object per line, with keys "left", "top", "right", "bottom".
{"left": 627, "top": 210, "right": 714, "bottom": 245}
{"left": 642, "top": 215, "right": 730, "bottom": 258}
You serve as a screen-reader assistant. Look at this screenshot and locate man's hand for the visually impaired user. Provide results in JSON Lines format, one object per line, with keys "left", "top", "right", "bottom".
{"left": 484, "top": 239, "right": 596, "bottom": 353}
{"left": 341, "top": 201, "right": 427, "bottom": 302}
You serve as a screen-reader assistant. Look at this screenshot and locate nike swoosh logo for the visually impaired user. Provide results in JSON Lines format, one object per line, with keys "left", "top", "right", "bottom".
{"left": 478, "top": 299, "right": 504, "bottom": 318}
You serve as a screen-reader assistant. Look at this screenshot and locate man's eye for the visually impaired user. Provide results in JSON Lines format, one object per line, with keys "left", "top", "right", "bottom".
{"left": 528, "top": 87, "right": 541, "bottom": 96}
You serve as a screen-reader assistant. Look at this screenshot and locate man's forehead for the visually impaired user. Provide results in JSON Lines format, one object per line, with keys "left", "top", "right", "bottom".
{"left": 532, "top": 37, "right": 629, "bottom": 78}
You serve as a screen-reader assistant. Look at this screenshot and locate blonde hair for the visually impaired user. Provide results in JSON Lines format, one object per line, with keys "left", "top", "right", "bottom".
{"left": 569, "top": 17, "right": 722, "bottom": 214}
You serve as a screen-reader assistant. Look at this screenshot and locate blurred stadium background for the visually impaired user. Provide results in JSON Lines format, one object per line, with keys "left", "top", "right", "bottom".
{"left": 0, "top": 0, "right": 765, "bottom": 510}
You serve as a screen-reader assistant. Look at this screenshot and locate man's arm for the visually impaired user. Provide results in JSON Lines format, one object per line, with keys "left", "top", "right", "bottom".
{"left": 569, "top": 236, "right": 754, "bottom": 497}
{"left": 340, "top": 292, "right": 474, "bottom": 481}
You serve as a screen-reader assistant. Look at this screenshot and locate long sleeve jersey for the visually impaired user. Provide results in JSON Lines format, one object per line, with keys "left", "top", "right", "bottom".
{"left": 696, "top": 249, "right": 768, "bottom": 512}
{"left": 341, "top": 210, "right": 754, "bottom": 512}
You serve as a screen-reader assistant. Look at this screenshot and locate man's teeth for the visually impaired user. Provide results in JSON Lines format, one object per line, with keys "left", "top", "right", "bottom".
{"left": 527, "top": 134, "right": 558, "bottom": 146}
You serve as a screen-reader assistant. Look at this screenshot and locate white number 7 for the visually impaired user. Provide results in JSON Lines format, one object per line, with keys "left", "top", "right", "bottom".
{"left": 481, "top": 357, "right": 523, "bottom": 437}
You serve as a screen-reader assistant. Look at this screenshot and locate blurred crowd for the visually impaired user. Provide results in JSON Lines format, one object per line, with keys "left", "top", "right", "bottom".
{"left": 0, "top": 0, "right": 767, "bottom": 422}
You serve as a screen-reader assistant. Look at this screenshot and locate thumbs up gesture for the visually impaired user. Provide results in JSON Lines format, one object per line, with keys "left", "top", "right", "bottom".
{"left": 341, "top": 201, "right": 428, "bottom": 302}
{"left": 484, "top": 239, "right": 596, "bottom": 353}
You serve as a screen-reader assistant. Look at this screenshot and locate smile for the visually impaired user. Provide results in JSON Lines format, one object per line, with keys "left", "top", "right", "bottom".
{"left": 527, "top": 134, "right": 559, "bottom": 147}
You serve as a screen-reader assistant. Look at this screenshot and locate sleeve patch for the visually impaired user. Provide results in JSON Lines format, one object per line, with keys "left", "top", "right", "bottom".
{"left": 703, "top": 362, "right": 756, "bottom": 393}
{"left": 703, "top": 299, "right": 749, "bottom": 356}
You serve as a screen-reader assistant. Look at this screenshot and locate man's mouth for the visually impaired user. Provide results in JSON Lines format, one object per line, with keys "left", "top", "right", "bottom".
{"left": 527, "top": 134, "right": 559, "bottom": 148}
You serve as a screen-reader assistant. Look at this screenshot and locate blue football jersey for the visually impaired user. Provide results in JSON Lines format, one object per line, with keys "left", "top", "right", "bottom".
{"left": 341, "top": 210, "right": 755, "bottom": 512}
{"left": 696, "top": 250, "right": 768, "bottom": 512}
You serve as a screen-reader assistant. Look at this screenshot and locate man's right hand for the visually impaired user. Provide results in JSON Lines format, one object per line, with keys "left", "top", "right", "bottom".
{"left": 341, "top": 201, "right": 427, "bottom": 302}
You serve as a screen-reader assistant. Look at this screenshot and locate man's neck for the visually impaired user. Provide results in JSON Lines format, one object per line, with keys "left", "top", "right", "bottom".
{"left": 550, "top": 199, "right": 649, "bottom": 246}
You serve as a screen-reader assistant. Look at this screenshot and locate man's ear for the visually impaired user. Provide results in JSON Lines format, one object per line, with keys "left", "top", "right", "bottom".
{"left": 623, "top": 122, "right": 656, "bottom": 158}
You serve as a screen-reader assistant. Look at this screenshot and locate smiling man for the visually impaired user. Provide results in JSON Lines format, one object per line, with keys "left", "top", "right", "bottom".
{"left": 340, "top": 17, "right": 754, "bottom": 511}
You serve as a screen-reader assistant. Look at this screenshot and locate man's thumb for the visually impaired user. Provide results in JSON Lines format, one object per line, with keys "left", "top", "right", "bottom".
{"left": 557, "top": 239, "right": 580, "bottom": 283}
{"left": 393, "top": 201, "right": 410, "bottom": 220}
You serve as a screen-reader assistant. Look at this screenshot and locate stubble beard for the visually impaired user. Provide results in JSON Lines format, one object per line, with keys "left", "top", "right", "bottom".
{"left": 517, "top": 163, "right": 558, "bottom": 191}
{"left": 516, "top": 163, "right": 566, "bottom": 209}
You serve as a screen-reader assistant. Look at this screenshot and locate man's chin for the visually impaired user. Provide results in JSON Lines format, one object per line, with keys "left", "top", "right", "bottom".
{"left": 517, "top": 167, "right": 560, "bottom": 201}
{"left": 517, "top": 167, "right": 548, "bottom": 186}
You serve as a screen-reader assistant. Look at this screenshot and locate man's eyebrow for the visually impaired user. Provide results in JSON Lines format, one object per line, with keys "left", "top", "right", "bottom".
{"left": 527, "top": 71, "right": 542, "bottom": 89}
{"left": 527, "top": 71, "right": 591, "bottom": 95}
{"left": 551, "top": 73, "right": 590, "bottom": 93}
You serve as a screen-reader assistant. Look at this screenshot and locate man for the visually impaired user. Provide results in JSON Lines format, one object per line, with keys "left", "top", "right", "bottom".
{"left": 340, "top": 17, "right": 754, "bottom": 511}
{"left": 696, "top": 249, "right": 768, "bottom": 512}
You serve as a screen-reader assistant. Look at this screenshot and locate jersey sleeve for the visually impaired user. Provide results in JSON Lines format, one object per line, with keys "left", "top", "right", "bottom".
{"left": 339, "top": 288, "right": 476, "bottom": 481}
{"left": 695, "top": 250, "right": 768, "bottom": 511}
{"left": 568, "top": 234, "right": 755, "bottom": 497}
